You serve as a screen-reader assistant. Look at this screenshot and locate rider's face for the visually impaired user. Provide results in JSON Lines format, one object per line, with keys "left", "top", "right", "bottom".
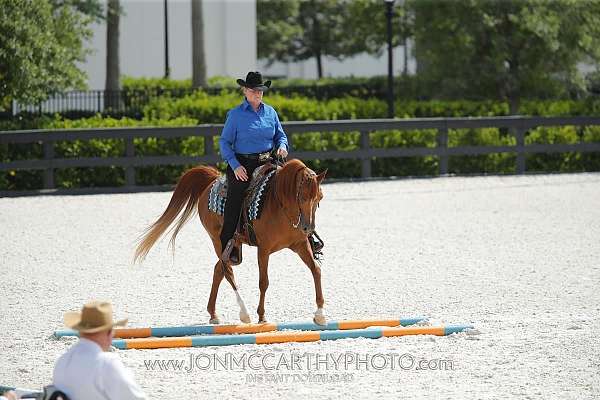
{"left": 244, "top": 87, "right": 264, "bottom": 102}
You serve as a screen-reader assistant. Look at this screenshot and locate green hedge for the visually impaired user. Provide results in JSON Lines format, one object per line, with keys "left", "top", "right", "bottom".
{"left": 2, "top": 95, "right": 600, "bottom": 190}
{"left": 143, "top": 92, "right": 600, "bottom": 122}
{"left": 122, "top": 75, "right": 565, "bottom": 101}
{"left": 143, "top": 91, "right": 390, "bottom": 122}
{"left": 122, "top": 74, "right": 420, "bottom": 94}
{"left": 4, "top": 94, "right": 600, "bottom": 132}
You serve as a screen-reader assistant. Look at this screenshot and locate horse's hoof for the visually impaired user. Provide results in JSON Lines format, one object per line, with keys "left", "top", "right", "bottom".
{"left": 240, "top": 312, "right": 251, "bottom": 324}
{"left": 258, "top": 318, "right": 267, "bottom": 324}
{"left": 209, "top": 316, "right": 221, "bottom": 325}
{"left": 313, "top": 307, "right": 326, "bottom": 326}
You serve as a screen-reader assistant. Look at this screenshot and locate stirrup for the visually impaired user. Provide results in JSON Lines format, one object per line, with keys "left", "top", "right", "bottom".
{"left": 308, "top": 232, "right": 324, "bottom": 260}
{"left": 221, "top": 238, "right": 242, "bottom": 266}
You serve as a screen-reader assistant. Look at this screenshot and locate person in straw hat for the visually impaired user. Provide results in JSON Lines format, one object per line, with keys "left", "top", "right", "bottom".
{"left": 52, "top": 301, "right": 146, "bottom": 400}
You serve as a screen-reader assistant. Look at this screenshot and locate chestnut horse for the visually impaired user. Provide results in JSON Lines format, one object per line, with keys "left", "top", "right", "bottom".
{"left": 134, "top": 159, "right": 327, "bottom": 325}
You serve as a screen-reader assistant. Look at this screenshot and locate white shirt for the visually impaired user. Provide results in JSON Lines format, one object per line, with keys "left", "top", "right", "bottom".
{"left": 53, "top": 338, "right": 146, "bottom": 400}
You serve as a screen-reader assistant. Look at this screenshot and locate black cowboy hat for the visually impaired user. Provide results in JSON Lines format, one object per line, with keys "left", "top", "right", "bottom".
{"left": 237, "top": 71, "right": 271, "bottom": 91}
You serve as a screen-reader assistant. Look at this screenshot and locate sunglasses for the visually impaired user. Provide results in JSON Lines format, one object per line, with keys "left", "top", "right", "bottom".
{"left": 245, "top": 87, "right": 263, "bottom": 94}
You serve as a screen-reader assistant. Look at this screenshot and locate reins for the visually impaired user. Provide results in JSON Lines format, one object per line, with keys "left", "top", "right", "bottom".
{"left": 272, "top": 158, "right": 317, "bottom": 233}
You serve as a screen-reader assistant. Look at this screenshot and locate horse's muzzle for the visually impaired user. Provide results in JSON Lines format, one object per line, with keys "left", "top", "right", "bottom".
{"left": 299, "top": 212, "right": 314, "bottom": 235}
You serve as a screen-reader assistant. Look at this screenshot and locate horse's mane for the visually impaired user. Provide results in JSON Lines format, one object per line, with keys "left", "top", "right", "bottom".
{"left": 269, "top": 159, "right": 318, "bottom": 210}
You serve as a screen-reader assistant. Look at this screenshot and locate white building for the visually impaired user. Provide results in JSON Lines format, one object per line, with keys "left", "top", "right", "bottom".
{"left": 80, "top": 0, "right": 414, "bottom": 90}
{"left": 82, "top": 0, "right": 257, "bottom": 89}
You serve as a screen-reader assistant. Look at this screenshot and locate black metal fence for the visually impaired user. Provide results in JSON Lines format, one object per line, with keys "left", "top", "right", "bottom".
{"left": 1, "top": 116, "right": 599, "bottom": 193}
{"left": 10, "top": 89, "right": 208, "bottom": 118}
{"left": 5, "top": 75, "right": 600, "bottom": 120}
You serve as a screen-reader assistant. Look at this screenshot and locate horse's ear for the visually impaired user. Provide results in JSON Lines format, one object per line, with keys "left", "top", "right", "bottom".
{"left": 316, "top": 169, "right": 327, "bottom": 184}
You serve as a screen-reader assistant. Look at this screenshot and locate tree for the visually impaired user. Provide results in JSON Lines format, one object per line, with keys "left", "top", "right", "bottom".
{"left": 257, "top": 0, "right": 302, "bottom": 66}
{"left": 258, "top": 0, "right": 413, "bottom": 79}
{"left": 191, "top": 0, "right": 207, "bottom": 88}
{"left": 49, "top": 0, "right": 104, "bottom": 21}
{"left": 0, "top": 0, "right": 99, "bottom": 108}
{"left": 258, "top": 0, "right": 358, "bottom": 78}
{"left": 344, "top": 0, "right": 414, "bottom": 77}
{"left": 296, "top": 0, "right": 353, "bottom": 78}
{"left": 410, "top": 0, "right": 600, "bottom": 113}
{"left": 105, "top": 0, "right": 121, "bottom": 109}
{"left": 344, "top": 0, "right": 411, "bottom": 56}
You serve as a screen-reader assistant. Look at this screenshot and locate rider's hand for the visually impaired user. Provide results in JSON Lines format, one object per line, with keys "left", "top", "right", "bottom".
{"left": 234, "top": 166, "right": 248, "bottom": 181}
{"left": 277, "top": 146, "right": 288, "bottom": 158}
{"left": 1, "top": 391, "right": 19, "bottom": 400}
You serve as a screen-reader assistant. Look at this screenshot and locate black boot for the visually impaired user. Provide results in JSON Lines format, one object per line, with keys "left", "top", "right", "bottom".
{"left": 308, "top": 232, "right": 324, "bottom": 260}
{"left": 229, "top": 247, "right": 240, "bottom": 264}
{"left": 221, "top": 238, "right": 242, "bottom": 265}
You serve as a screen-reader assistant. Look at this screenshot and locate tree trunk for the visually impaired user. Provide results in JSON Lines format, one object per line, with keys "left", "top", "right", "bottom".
{"left": 316, "top": 51, "right": 323, "bottom": 79}
{"left": 402, "top": 5, "right": 408, "bottom": 77}
{"left": 310, "top": 2, "right": 323, "bottom": 79}
{"left": 508, "top": 96, "right": 520, "bottom": 116}
{"left": 191, "top": 0, "right": 207, "bottom": 88}
{"left": 413, "top": 6, "right": 426, "bottom": 76}
{"left": 508, "top": 58, "right": 520, "bottom": 115}
{"left": 403, "top": 38, "right": 408, "bottom": 77}
{"left": 105, "top": 0, "right": 120, "bottom": 111}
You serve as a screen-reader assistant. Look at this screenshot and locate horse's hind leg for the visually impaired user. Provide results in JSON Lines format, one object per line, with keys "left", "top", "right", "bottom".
{"left": 206, "top": 259, "right": 251, "bottom": 324}
{"left": 291, "top": 239, "right": 326, "bottom": 326}
{"left": 221, "top": 261, "right": 251, "bottom": 324}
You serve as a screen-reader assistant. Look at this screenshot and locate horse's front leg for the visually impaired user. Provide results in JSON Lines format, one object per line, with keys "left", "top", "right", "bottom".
{"left": 291, "top": 240, "right": 326, "bottom": 325}
{"left": 257, "top": 248, "right": 270, "bottom": 323}
{"left": 207, "top": 260, "right": 224, "bottom": 324}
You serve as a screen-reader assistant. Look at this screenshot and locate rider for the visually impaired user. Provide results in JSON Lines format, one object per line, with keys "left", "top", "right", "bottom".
{"left": 218, "top": 71, "right": 323, "bottom": 264}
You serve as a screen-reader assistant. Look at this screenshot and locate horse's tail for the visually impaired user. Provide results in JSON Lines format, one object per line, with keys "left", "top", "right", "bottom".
{"left": 133, "top": 165, "right": 220, "bottom": 264}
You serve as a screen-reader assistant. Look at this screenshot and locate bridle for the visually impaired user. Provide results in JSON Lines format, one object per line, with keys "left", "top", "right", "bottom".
{"left": 279, "top": 166, "right": 319, "bottom": 234}
{"left": 293, "top": 168, "right": 317, "bottom": 229}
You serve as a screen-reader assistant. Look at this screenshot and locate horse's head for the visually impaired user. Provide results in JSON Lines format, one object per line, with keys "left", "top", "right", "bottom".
{"left": 274, "top": 159, "right": 327, "bottom": 235}
{"left": 295, "top": 166, "right": 327, "bottom": 234}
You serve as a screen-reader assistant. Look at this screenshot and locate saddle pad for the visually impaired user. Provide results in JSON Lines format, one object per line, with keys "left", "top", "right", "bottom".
{"left": 248, "top": 169, "right": 276, "bottom": 220}
{"left": 208, "top": 174, "right": 227, "bottom": 215}
{"left": 208, "top": 166, "right": 277, "bottom": 221}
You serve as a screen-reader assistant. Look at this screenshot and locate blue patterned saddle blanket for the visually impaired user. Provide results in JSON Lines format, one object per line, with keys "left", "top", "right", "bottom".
{"left": 208, "top": 163, "right": 278, "bottom": 220}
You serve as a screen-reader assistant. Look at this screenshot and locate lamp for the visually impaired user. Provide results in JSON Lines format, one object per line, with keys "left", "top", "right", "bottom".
{"left": 384, "top": 0, "right": 395, "bottom": 118}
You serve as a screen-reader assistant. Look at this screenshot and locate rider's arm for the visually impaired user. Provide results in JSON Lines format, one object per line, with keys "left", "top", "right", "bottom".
{"left": 273, "top": 111, "right": 289, "bottom": 152}
{"left": 219, "top": 110, "right": 241, "bottom": 170}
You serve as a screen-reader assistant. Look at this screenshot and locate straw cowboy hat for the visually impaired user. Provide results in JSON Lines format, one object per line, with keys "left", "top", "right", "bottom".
{"left": 64, "top": 301, "right": 127, "bottom": 333}
{"left": 236, "top": 71, "right": 271, "bottom": 91}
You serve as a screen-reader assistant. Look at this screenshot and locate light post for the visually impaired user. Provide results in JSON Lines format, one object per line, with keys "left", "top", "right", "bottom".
{"left": 384, "top": 0, "right": 395, "bottom": 118}
{"left": 164, "top": 0, "right": 170, "bottom": 79}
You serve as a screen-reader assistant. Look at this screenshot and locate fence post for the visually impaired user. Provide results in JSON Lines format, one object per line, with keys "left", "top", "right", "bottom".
{"left": 125, "top": 137, "right": 135, "bottom": 186}
{"left": 43, "top": 141, "right": 54, "bottom": 189}
{"left": 515, "top": 128, "right": 526, "bottom": 174}
{"left": 437, "top": 127, "right": 448, "bottom": 175}
{"left": 360, "top": 130, "right": 371, "bottom": 178}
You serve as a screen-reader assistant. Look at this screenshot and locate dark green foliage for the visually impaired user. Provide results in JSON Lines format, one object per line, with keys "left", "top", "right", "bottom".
{"left": 0, "top": 0, "right": 96, "bottom": 108}
{"left": 1, "top": 96, "right": 599, "bottom": 190}
{"left": 411, "top": 0, "right": 600, "bottom": 113}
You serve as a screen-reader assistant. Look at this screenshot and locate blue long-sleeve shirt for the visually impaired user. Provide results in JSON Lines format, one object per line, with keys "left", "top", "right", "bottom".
{"left": 218, "top": 98, "right": 289, "bottom": 170}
